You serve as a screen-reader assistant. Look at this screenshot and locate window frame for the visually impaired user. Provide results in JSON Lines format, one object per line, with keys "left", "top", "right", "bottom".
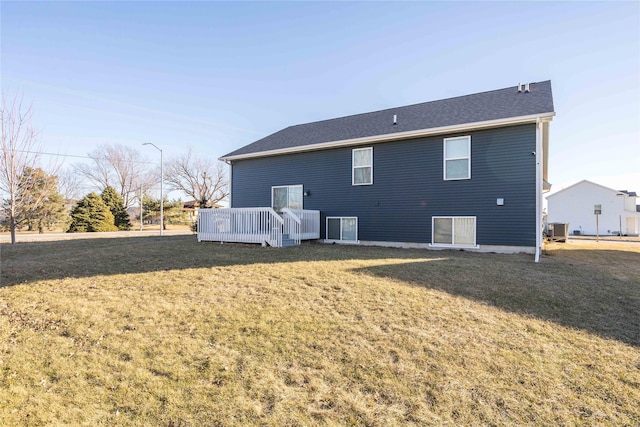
{"left": 271, "top": 185, "right": 303, "bottom": 212}
{"left": 443, "top": 136, "right": 471, "bottom": 181}
{"left": 352, "top": 147, "right": 373, "bottom": 186}
{"left": 325, "top": 216, "right": 359, "bottom": 243}
{"left": 430, "top": 216, "right": 477, "bottom": 248}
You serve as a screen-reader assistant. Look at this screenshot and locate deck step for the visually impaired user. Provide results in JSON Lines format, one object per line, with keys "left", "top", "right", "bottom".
{"left": 282, "top": 238, "right": 299, "bottom": 247}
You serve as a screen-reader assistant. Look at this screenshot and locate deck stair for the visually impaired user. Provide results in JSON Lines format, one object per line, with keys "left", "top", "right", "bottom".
{"left": 281, "top": 234, "right": 297, "bottom": 247}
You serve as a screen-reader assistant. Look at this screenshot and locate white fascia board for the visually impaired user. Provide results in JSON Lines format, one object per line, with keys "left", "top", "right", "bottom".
{"left": 220, "top": 112, "right": 556, "bottom": 162}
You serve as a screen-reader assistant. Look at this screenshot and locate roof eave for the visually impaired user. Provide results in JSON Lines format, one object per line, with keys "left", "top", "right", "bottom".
{"left": 220, "top": 112, "right": 555, "bottom": 162}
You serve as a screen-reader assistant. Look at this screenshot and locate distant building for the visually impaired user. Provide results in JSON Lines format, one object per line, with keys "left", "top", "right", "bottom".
{"left": 546, "top": 180, "right": 639, "bottom": 236}
{"left": 183, "top": 200, "right": 222, "bottom": 222}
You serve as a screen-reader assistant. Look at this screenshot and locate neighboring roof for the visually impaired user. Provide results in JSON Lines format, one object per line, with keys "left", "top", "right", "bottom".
{"left": 222, "top": 81, "right": 554, "bottom": 160}
{"left": 546, "top": 179, "right": 638, "bottom": 199}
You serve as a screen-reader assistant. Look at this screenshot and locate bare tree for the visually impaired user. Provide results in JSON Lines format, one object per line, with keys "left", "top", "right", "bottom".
{"left": 1, "top": 94, "right": 61, "bottom": 244}
{"left": 0, "top": 95, "right": 39, "bottom": 243}
{"left": 74, "top": 144, "right": 153, "bottom": 208}
{"left": 164, "top": 148, "right": 228, "bottom": 207}
{"left": 57, "top": 167, "right": 87, "bottom": 202}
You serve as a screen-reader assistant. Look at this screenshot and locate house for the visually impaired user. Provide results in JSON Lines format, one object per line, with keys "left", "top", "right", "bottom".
{"left": 183, "top": 200, "right": 222, "bottom": 221}
{"left": 546, "top": 180, "right": 640, "bottom": 236}
{"left": 200, "top": 81, "right": 555, "bottom": 260}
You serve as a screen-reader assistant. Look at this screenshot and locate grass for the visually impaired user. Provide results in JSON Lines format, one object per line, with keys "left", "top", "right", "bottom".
{"left": 1, "top": 236, "right": 639, "bottom": 426}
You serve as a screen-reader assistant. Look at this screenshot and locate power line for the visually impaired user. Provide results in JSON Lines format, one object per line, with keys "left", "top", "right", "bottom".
{"left": 9, "top": 149, "right": 159, "bottom": 165}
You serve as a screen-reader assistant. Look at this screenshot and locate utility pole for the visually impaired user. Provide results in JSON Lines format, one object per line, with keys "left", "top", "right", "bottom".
{"left": 140, "top": 183, "right": 143, "bottom": 232}
{"left": 143, "top": 143, "right": 163, "bottom": 236}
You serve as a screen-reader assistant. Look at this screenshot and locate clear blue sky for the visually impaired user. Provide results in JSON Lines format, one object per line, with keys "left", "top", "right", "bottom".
{"left": 2, "top": 1, "right": 639, "bottom": 195}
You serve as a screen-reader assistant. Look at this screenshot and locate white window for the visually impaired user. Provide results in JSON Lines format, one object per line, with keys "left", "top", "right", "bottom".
{"left": 272, "top": 185, "right": 303, "bottom": 212}
{"left": 444, "top": 136, "right": 471, "bottom": 180}
{"left": 432, "top": 216, "right": 476, "bottom": 247}
{"left": 352, "top": 147, "right": 373, "bottom": 185}
{"left": 326, "top": 217, "right": 358, "bottom": 242}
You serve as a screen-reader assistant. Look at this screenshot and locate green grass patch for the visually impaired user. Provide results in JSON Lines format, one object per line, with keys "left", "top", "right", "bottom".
{"left": 1, "top": 237, "right": 639, "bottom": 425}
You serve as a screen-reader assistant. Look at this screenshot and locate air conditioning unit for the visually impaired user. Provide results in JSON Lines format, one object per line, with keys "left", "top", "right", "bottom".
{"left": 547, "top": 223, "right": 569, "bottom": 242}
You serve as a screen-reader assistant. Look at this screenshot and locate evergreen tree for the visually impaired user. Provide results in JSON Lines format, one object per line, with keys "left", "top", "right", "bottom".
{"left": 67, "top": 192, "right": 118, "bottom": 232}
{"left": 1, "top": 167, "right": 68, "bottom": 233}
{"left": 30, "top": 189, "right": 68, "bottom": 233}
{"left": 142, "top": 195, "right": 188, "bottom": 229}
{"left": 163, "top": 198, "right": 189, "bottom": 226}
{"left": 142, "top": 195, "right": 161, "bottom": 226}
{"left": 101, "top": 186, "right": 132, "bottom": 230}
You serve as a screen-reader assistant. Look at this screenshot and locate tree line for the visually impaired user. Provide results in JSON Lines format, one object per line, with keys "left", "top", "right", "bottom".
{"left": 1, "top": 94, "right": 229, "bottom": 244}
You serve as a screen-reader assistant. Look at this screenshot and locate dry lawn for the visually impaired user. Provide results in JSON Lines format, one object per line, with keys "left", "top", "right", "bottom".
{"left": 1, "top": 236, "right": 639, "bottom": 426}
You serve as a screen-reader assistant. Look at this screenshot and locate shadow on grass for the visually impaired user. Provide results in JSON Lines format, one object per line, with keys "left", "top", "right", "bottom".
{"left": 353, "top": 249, "right": 640, "bottom": 348}
{"left": 0, "top": 234, "right": 439, "bottom": 286}
{"left": 2, "top": 235, "right": 638, "bottom": 347}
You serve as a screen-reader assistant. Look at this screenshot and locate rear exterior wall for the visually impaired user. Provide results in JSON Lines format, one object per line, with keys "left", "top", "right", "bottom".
{"left": 230, "top": 123, "right": 537, "bottom": 247}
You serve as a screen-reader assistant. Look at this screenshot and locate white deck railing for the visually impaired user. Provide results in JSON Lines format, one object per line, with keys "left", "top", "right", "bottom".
{"left": 197, "top": 208, "right": 320, "bottom": 247}
{"left": 282, "top": 209, "right": 301, "bottom": 246}
{"left": 197, "top": 207, "right": 283, "bottom": 247}
{"left": 283, "top": 208, "right": 320, "bottom": 240}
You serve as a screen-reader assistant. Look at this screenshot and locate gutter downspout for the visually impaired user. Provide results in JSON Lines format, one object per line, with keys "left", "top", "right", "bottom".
{"left": 225, "top": 160, "right": 232, "bottom": 208}
{"left": 535, "top": 118, "right": 543, "bottom": 263}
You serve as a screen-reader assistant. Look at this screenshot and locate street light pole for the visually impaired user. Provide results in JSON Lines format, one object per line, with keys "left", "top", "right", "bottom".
{"left": 140, "top": 182, "right": 143, "bottom": 232}
{"left": 143, "top": 143, "right": 163, "bottom": 236}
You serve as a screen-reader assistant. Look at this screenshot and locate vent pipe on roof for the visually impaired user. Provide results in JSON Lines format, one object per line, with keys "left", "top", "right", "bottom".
{"left": 517, "top": 83, "right": 522, "bottom": 93}
{"left": 393, "top": 114, "right": 397, "bottom": 125}
{"left": 525, "top": 82, "right": 530, "bottom": 93}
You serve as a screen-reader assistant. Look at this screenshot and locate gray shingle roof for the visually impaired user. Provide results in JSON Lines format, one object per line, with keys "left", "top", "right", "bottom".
{"left": 223, "top": 81, "right": 554, "bottom": 159}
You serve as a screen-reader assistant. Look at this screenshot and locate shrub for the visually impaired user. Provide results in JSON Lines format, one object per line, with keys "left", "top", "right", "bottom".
{"left": 67, "top": 192, "right": 118, "bottom": 232}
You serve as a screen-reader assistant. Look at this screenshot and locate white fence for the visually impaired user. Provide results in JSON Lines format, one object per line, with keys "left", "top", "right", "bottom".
{"left": 197, "top": 208, "right": 320, "bottom": 247}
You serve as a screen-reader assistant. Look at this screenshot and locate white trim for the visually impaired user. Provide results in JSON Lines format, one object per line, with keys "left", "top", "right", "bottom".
{"left": 431, "top": 216, "right": 477, "bottom": 247}
{"left": 443, "top": 136, "right": 471, "bottom": 180}
{"left": 220, "top": 112, "right": 555, "bottom": 161}
{"left": 227, "top": 162, "right": 232, "bottom": 207}
{"left": 325, "top": 216, "right": 359, "bottom": 242}
{"left": 352, "top": 147, "right": 373, "bottom": 186}
{"left": 271, "top": 184, "right": 303, "bottom": 212}
{"left": 535, "top": 119, "right": 543, "bottom": 263}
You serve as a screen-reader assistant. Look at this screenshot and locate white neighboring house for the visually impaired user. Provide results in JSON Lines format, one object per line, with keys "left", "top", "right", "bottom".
{"left": 546, "top": 180, "right": 640, "bottom": 236}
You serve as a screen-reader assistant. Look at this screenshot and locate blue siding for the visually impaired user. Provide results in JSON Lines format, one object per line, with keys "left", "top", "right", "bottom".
{"left": 231, "top": 124, "right": 537, "bottom": 247}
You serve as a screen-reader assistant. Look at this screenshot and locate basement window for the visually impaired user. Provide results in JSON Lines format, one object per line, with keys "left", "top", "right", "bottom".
{"left": 326, "top": 217, "right": 358, "bottom": 242}
{"left": 431, "top": 216, "right": 476, "bottom": 247}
